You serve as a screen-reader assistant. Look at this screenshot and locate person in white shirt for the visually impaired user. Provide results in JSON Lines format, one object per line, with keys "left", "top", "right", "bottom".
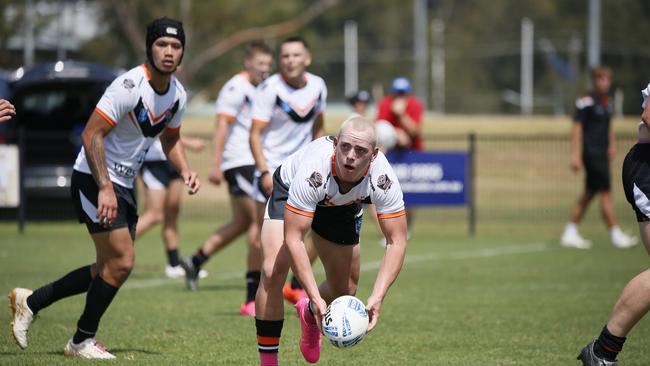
{"left": 8, "top": 17, "right": 199, "bottom": 360}
{"left": 249, "top": 36, "right": 327, "bottom": 304}
{"left": 179, "top": 42, "right": 273, "bottom": 318}
{"left": 254, "top": 117, "right": 408, "bottom": 365}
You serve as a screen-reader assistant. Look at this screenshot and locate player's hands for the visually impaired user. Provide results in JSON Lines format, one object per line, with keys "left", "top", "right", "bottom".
{"left": 261, "top": 172, "right": 273, "bottom": 197}
{"left": 570, "top": 156, "right": 583, "bottom": 173}
{"left": 97, "top": 184, "right": 118, "bottom": 228}
{"left": 182, "top": 170, "right": 200, "bottom": 195}
{"left": 208, "top": 164, "right": 223, "bottom": 186}
{"left": 309, "top": 296, "right": 328, "bottom": 333}
{"left": 0, "top": 99, "right": 16, "bottom": 123}
{"left": 365, "top": 296, "right": 382, "bottom": 332}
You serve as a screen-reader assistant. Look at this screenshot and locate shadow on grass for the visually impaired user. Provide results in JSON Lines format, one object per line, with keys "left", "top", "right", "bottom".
{"left": 0, "top": 348, "right": 162, "bottom": 356}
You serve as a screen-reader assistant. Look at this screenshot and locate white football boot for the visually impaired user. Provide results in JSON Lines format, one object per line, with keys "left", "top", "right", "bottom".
{"left": 560, "top": 229, "right": 592, "bottom": 249}
{"left": 64, "top": 338, "right": 116, "bottom": 359}
{"left": 165, "top": 264, "right": 208, "bottom": 279}
{"left": 8, "top": 288, "right": 34, "bottom": 349}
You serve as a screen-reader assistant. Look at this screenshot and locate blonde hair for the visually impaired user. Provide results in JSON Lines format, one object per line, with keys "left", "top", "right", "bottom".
{"left": 338, "top": 116, "right": 377, "bottom": 147}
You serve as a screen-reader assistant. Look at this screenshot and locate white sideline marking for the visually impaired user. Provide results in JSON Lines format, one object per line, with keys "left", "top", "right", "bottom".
{"left": 123, "top": 243, "right": 549, "bottom": 290}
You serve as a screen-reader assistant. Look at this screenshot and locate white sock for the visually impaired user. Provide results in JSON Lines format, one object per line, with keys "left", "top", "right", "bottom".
{"left": 610, "top": 225, "right": 622, "bottom": 236}
{"left": 564, "top": 222, "right": 578, "bottom": 235}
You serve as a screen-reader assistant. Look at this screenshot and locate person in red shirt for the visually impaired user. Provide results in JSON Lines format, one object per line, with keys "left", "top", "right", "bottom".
{"left": 376, "top": 77, "right": 424, "bottom": 151}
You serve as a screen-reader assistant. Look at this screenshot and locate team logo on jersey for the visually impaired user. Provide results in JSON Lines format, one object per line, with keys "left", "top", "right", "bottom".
{"left": 306, "top": 171, "right": 323, "bottom": 189}
{"left": 131, "top": 97, "right": 180, "bottom": 138}
{"left": 123, "top": 78, "right": 135, "bottom": 90}
{"left": 377, "top": 174, "right": 392, "bottom": 192}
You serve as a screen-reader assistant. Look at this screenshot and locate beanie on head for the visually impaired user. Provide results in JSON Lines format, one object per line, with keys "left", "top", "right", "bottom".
{"left": 146, "top": 17, "right": 185, "bottom": 74}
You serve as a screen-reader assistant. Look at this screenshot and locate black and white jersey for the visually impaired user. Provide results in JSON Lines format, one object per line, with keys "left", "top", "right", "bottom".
{"left": 215, "top": 72, "right": 257, "bottom": 171}
{"left": 280, "top": 136, "right": 405, "bottom": 219}
{"left": 74, "top": 64, "right": 187, "bottom": 188}
{"left": 251, "top": 72, "right": 327, "bottom": 173}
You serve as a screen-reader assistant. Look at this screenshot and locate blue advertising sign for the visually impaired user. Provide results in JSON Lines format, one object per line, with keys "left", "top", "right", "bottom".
{"left": 385, "top": 151, "right": 468, "bottom": 206}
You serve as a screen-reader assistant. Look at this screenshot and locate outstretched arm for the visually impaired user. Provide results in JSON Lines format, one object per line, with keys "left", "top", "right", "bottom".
{"left": 208, "top": 114, "right": 234, "bottom": 185}
{"left": 250, "top": 119, "right": 272, "bottom": 195}
{"left": 366, "top": 214, "right": 408, "bottom": 332}
{"left": 160, "top": 127, "right": 200, "bottom": 195}
{"left": 82, "top": 111, "right": 116, "bottom": 227}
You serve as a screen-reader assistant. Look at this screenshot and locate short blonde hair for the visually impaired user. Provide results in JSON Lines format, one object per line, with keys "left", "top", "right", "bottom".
{"left": 338, "top": 116, "right": 377, "bottom": 148}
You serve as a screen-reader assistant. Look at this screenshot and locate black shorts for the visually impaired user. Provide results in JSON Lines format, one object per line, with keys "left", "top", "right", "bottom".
{"left": 622, "top": 143, "right": 650, "bottom": 222}
{"left": 71, "top": 170, "right": 138, "bottom": 240}
{"left": 140, "top": 160, "right": 181, "bottom": 189}
{"left": 583, "top": 156, "right": 611, "bottom": 192}
{"left": 266, "top": 167, "right": 363, "bottom": 245}
{"left": 224, "top": 165, "right": 256, "bottom": 197}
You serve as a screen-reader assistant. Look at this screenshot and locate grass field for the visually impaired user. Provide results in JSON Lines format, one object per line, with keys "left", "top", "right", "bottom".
{"left": 1, "top": 218, "right": 649, "bottom": 366}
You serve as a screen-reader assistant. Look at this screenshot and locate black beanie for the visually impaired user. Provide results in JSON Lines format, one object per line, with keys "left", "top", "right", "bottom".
{"left": 146, "top": 17, "right": 185, "bottom": 73}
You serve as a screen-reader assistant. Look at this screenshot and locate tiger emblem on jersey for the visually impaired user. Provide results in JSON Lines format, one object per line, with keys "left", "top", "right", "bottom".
{"left": 377, "top": 174, "right": 392, "bottom": 191}
{"left": 306, "top": 171, "right": 323, "bottom": 189}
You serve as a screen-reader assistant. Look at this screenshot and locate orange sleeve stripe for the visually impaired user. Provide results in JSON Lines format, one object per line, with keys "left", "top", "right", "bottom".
{"left": 252, "top": 118, "right": 270, "bottom": 125}
{"left": 257, "top": 336, "right": 280, "bottom": 345}
{"left": 95, "top": 108, "right": 116, "bottom": 127}
{"left": 285, "top": 204, "right": 314, "bottom": 218}
{"left": 216, "top": 113, "right": 237, "bottom": 123}
{"left": 377, "top": 210, "right": 406, "bottom": 219}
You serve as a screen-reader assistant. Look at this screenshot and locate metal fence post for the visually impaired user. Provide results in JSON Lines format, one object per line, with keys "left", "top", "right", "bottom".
{"left": 468, "top": 133, "right": 476, "bottom": 236}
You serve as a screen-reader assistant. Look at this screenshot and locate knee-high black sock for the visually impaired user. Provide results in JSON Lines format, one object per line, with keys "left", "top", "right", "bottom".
{"left": 246, "top": 271, "right": 261, "bottom": 303}
{"left": 166, "top": 249, "right": 180, "bottom": 267}
{"left": 593, "top": 325, "right": 626, "bottom": 361}
{"left": 290, "top": 275, "right": 303, "bottom": 290}
{"left": 191, "top": 248, "right": 209, "bottom": 269}
{"left": 73, "top": 275, "right": 119, "bottom": 344}
{"left": 26, "top": 265, "right": 93, "bottom": 315}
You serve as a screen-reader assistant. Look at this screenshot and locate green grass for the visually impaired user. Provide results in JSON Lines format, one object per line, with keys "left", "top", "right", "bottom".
{"left": 1, "top": 218, "right": 649, "bottom": 365}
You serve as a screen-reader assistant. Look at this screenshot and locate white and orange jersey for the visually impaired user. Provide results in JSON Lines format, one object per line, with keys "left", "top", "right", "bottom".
{"left": 73, "top": 64, "right": 187, "bottom": 188}
{"left": 251, "top": 72, "right": 327, "bottom": 172}
{"left": 281, "top": 136, "right": 405, "bottom": 219}
{"left": 215, "top": 72, "right": 257, "bottom": 170}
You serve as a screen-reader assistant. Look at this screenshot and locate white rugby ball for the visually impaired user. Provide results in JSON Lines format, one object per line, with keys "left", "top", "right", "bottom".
{"left": 375, "top": 120, "right": 397, "bottom": 151}
{"left": 322, "top": 295, "right": 369, "bottom": 348}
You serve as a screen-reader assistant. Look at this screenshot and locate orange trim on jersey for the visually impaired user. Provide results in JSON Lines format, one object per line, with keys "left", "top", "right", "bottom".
{"left": 257, "top": 336, "right": 280, "bottom": 345}
{"left": 330, "top": 153, "right": 337, "bottom": 177}
{"left": 252, "top": 118, "right": 270, "bottom": 125}
{"left": 285, "top": 204, "right": 314, "bottom": 218}
{"left": 142, "top": 100, "right": 173, "bottom": 123}
{"left": 95, "top": 108, "right": 116, "bottom": 127}
{"left": 377, "top": 210, "right": 406, "bottom": 219}
{"left": 141, "top": 63, "right": 152, "bottom": 80}
{"left": 216, "top": 112, "right": 237, "bottom": 124}
{"left": 239, "top": 70, "right": 251, "bottom": 83}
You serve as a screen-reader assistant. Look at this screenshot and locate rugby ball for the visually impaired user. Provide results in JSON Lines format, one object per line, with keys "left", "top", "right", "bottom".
{"left": 322, "top": 295, "right": 369, "bottom": 348}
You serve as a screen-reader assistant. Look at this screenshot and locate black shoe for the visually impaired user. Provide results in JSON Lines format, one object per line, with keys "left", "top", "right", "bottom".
{"left": 179, "top": 256, "right": 198, "bottom": 291}
{"left": 577, "top": 340, "right": 619, "bottom": 365}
